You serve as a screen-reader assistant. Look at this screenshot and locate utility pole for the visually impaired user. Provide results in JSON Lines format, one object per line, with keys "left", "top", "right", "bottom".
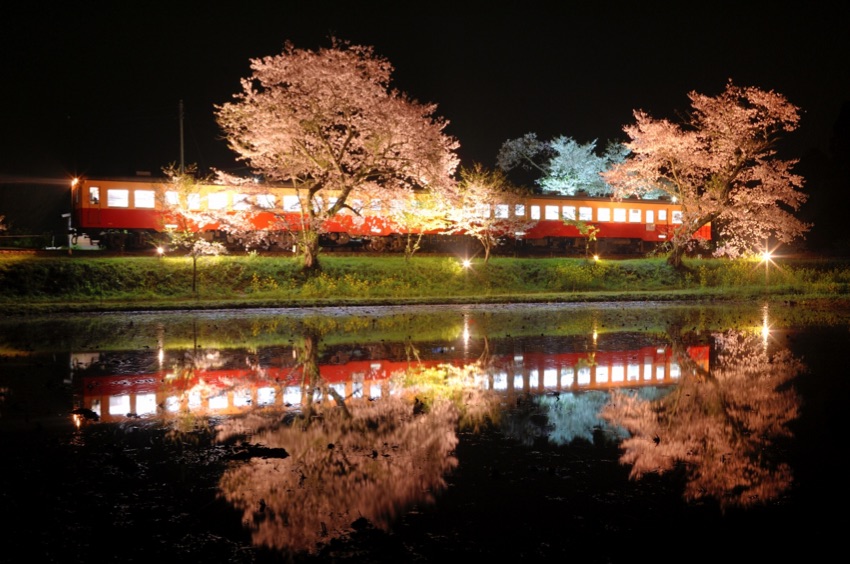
{"left": 179, "top": 100, "right": 185, "bottom": 175}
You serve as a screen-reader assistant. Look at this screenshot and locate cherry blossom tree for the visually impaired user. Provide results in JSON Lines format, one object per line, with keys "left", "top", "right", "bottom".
{"left": 442, "top": 163, "right": 535, "bottom": 262}
{"left": 602, "top": 80, "right": 810, "bottom": 268}
{"left": 159, "top": 165, "right": 233, "bottom": 294}
{"left": 497, "top": 133, "right": 628, "bottom": 195}
{"left": 383, "top": 191, "right": 452, "bottom": 260}
{"left": 215, "top": 38, "right": 459, "bottom": 272}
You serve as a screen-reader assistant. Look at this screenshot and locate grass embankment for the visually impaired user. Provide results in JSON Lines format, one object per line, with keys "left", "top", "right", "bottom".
{"left": 1, "top": 252, "right": 849, "bottom": 314}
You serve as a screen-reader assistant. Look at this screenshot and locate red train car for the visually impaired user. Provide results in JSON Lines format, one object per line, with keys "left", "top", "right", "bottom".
{"left": 70, "top": 176, "right": 710, "bottom": 255}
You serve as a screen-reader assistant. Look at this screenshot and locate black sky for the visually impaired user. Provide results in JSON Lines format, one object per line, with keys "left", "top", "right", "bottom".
{"left": 3, "top": 1, "right": 849, "bottom": 181}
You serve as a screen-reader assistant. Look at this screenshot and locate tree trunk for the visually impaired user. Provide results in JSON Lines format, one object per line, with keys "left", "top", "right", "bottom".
{"left": 667, "top": 244, "right": 685, "bottom": 269}
{"left": 300, "top": 231, "right": 321, "bottom": 273}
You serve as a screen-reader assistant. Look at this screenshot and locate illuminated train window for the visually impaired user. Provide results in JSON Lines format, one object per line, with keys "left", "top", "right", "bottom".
{"left": 672, "top": 211, "right": 683, "bottom": 224}
{"left": 208, "top": 192, "right": 228, "bottom": 210}
{"left": 233, "top": 194, "right": 250, "bottom": 210}
{"left": 545, "top": 205, "right": 559, "bottom": 220}
{"left": 613, "top": 208, "right": 626, "bottom": 222}
{"left": 579, "top": 207, "right": 592, "bottom": 221}
{"left": 134, "top": 190, "right": 155, "bottom": 209}
{"left": 597, "top": 208, "right": 611, "bottom": 221}
{"left": 282, "top": 195, "right": 299, "bottom": 211}
{"left": 629, "top": 209, "right": 642, "bottom": 222}
{"left": 107, "top": 189, "right": 129, "bottom": 207}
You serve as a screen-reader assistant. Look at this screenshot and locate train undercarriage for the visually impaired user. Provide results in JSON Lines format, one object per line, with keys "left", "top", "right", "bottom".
{"left": 79, "top": 227, "right": 665, "bottom": 258}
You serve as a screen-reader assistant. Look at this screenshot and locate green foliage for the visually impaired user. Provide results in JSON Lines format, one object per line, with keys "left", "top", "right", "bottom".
{"left": 2, "top": 254, "right": 849, "bottom": 312}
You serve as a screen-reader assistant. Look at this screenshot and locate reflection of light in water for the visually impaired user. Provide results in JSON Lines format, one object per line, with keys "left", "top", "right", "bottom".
{"left": 234, "top": 389, "right": 253, "bottom": 407}
{"left": 257, "top": 387, "right": 276, "bottom": 406}
{"left": 762, "top": 303, "right": 771, "bottom": 350}
{"left": 157, "top": 323, "right": 165, "bottom": 369}
{"left": 461, "top": 314, "right": 470, "bottom": 351}
{"left": 136, "top": 393, "right": 157, "bottom": 415}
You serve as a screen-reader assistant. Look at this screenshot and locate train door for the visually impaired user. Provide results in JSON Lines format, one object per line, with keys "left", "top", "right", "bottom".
{"left": 84, "top": 186, "right": 101, "bottom": 226}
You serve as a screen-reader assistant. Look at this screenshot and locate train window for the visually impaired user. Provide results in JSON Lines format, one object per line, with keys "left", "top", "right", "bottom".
{"left": 475, "top": 203, "right": 490, "bottom": 217}
{"left": 562, "top": 206, "right": 576, "bottom": 220}
{"left": 188, "top": 193, "right": 201, "bottom": 210}
{"left": 672, "top": 211, "right": 683, "bottom": 224}
{"left": 628, "top": 209, "right": 642, "bottom": 223}
{"left": 107, "top": 189, "right": 129, "bottom": 208}
{"left": 578, "top": 207, "right": 592, "bottom": 221}
{"left": 259, "top": 194, "right": 278, "bottom": 209}
{"left": 165, "top": 191, "right": 179, "bottom": 206}
{"left": 530, "top": 205, "right": 541, "bottom": 220}
{"left": 233, "top": 194, "right": 250, "bottom": 210}
{"left": 658, "top": 209, "right": 667, "bottom": 221}
{"left": 88, "top": 187, "right": 100, "bottom": 205}
{"left": 613, "top": 208, "right": 626, "bottom": 222}
{"left": 646, "top": 210, "right": 654, "bottom": 224}
{"left": 134, "top": 190, "right": 155, "bottom": 209}
{"left": 545, "top": 205, "right": 559, "bottom": 220}
{"left": 494, "top": 204, "right": 508, "bottom": 218}
{"left": 208, "top": 192, "right": 228, "bottom": 210}
{"left": 597, "top": 208, "right": 611, "bottom": 221}
{"left": 515, "top": 204, "right": 525, "bottom": 217}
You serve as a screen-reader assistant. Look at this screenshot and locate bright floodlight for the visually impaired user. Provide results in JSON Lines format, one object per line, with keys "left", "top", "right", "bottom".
{"left": 156, "top": 246, "right": 165, "bottom": 256}
{"left": 762, "top": 250, "right": 772, "bottom": 262}
{"left": 461, "top": 259, "right": 472, "bottom": 269}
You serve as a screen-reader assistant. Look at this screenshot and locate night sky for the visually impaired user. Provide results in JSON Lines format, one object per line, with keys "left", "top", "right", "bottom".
{"left": 3, "top": 2, "right": 849, "bottom": 185}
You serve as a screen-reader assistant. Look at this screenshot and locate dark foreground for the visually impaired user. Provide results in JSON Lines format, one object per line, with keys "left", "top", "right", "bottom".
{"left": 0, "top": 403, "right": 836, "bottom": 564}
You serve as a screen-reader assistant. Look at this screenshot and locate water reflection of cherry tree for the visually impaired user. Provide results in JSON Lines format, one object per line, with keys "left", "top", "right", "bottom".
{"left": 214, "top": 329, "right": 460, "bottom": 555}
{"left": 599, "top": 329, "right": 804, "bottom": 510}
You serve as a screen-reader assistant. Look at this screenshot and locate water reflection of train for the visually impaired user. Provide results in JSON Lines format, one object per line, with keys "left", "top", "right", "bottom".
{"left": 72, "top": 342, "right": 709, "bottom": 423}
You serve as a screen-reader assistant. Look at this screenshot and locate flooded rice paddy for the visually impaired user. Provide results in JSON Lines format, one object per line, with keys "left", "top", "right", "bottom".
{"left": 1, "top": 301, "right": 849, "bottom": 563}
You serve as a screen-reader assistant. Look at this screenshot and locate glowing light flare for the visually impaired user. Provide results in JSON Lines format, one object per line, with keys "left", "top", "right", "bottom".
{"left": 461, "top": 258, "right": 472, "bottom": 269}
